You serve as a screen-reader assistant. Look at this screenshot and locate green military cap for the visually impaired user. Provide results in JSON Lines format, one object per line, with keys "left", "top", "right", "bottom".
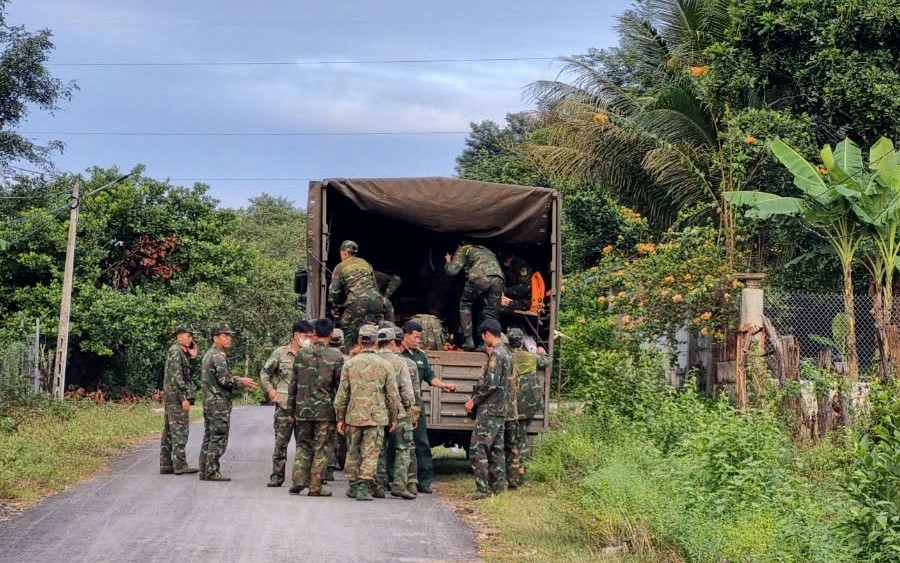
{"left": 340, "top": 240, "right": 358, "bottom": 253}
{"left": 507, "top": 328, "right": 524, "bottom": 345}
{"left": 211, "top": 322, "right": 235, "bottom": 336}
{"left": 174, "top": 323, "right": 193, "bottom": 336}
{"left": 376, "top": 327, "right": 394, "bottom": 343}
{"left": 330, "top": 328, "right": 345, "bottom": 346}
{"left": 358, "top": 323, "right": 378, "bottom": 343}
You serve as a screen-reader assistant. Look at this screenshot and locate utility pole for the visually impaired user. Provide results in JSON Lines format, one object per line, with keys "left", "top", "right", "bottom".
{"left": 53, "top": 179, "right": 80, "bottom": 399}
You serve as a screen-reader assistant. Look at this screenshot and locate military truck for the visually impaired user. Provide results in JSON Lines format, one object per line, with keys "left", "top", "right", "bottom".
{"left": 296, "top": 177, "right": 561, "bottom": 450}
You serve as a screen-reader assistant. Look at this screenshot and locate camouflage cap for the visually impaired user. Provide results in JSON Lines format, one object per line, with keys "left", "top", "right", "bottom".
{"left": 211, "top": 322, "right": 235, "bottom": 336}
{"left": 358, "top": 323, "right": 378, "bottom": 343}
{"left": 174, "top": 323, "right": 193, "bottom": 336}
{"left": 507, "top": 328, "right": 524, "bottom": 345}
{"left": 330, "top": 328, "right": 345, "bottom": 346}
{"left": 376, "top": 327, "right": 395, "bottom": 343}
{"left": 340, "top": 240, "right": 359, "bottom": 253}
{"left": 392, "top": 327, "right": 404, "bottom": 343}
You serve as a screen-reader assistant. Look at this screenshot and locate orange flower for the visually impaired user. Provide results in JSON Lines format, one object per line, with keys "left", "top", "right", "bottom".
{"left": 578, "top": 316, "right": 586, "bottom": 324}
{"left": 700, "top": 327, "right": 710, "bottom": 337}
{"left": 744, "top": 135, "right": 758, "bottom": 145}
{"left": 690, "top": 65, "right": 709, "bottom": 77}
{"left": 660, "top": 289, "right": 670, "bottom": 297}
{"left": 684, "top": 273, "right": 693, "bottom": 281}
{"left": 672, "top": 294, "right": 684, "bottom": 302}
{"left": 621, "top": 315, "right": 631, "bottom": 323}
{"left": 724, "top": 292, "right": 731, "bottom": 301}
{"left": 732, "top": 279, "right": 743, "bottom": 288}
{"left": 592, "top": 112, "right": 609, "bottom": 124}
{"left": 636, "top": 242, "right": 656, "bottom": 254}
{"left": 603, "top": 245, "right": 614, "bottom": 255}
{"left": 700, "top": 311, "right": 712, "bottom": 320}
{"left": 596, "top": 296, "right": 607, "bottom": 303}
{"left": 816, "top": 166, "right": 828, "bottom": 175}
{"left": 664, "top": 275, "right": 675, "bottom": 283}
{"left": 618, "top": 291, "right": 627, "bottom": 298}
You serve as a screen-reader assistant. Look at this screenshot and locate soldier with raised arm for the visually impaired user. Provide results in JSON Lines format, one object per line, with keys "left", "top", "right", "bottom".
{"left": 445, "top": 242, "right": 505, "bottom": 350}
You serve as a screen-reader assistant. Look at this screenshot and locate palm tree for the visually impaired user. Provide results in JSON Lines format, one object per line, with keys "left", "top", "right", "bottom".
{"left": 526, "top": 0, "right": 738, "bottom": 256}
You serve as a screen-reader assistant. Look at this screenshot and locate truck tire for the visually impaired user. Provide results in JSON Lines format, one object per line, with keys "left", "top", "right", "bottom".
{"left": 412, "top": 314, "right": 446, "bottom": 350}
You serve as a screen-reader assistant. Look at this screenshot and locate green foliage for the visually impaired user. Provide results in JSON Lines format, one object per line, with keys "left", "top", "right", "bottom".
{"left": 561, "top": 188, "right": 650, "bottom": 271}
{"left": 0, "top": 2, "right": 77, "bottom": 169}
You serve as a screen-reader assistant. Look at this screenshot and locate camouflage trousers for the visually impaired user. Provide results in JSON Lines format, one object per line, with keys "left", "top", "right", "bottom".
{"left": 340, "top": 296, "right": 388, "bottom": 353}
{"left": 199, "top": 399, "right": 232, "bottom": 477}
{"left": 270, "top": 406, "right": 295, "bottom": 483}
{"left": 160, "top": 402, "right": 190, "bottom": 470}
{"left": 292, "top": 420, "right": 334, "bottom": 491}
{"left": 504, "top": 420, "right": 520, "bottom": 487}
{"left": 344, "top": 425, "right": 384, "bottom": 483}
{"left": 377, "top": 417, "right": 413, "bottom": 490}
{"left": 328, "top": 424, "right": 344, "bottom": 469}
{"left": 470, "top": 414, "right": 506, "bottom": 493}
{"left": 516, "top": 417, "right": 533, "bottom": 464}
{"left": 459, "top": 275, "right": 503, "bottom": 347}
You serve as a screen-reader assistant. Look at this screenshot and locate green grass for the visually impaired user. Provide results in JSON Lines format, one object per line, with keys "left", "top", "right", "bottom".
{"left": 0, "top": 401, "right": 166, "bottom": 502}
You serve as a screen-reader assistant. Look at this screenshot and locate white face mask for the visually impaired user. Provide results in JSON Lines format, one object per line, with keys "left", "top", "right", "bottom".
{"left": 300, "top": 338, "right": 311, "bottom": 348}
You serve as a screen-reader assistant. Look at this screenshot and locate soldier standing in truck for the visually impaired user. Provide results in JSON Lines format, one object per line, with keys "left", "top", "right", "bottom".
{"left": 328, "top": 240, "right": 389, "bottom": 352}
{"left": 445, "top": 242, "right": 505, "bottom": 351}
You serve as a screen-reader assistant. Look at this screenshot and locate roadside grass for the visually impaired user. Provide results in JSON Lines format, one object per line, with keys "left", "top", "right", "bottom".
{"left": 0, "top": 400, "right": 175, "bottom": 503}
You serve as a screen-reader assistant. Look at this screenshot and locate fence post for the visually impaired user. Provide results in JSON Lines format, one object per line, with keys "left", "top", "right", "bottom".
{"left": 735, "top": 273, "right": 766, "bottom": 410}
{"left": 32, "top": 318, "right": 42, "bottom": 392}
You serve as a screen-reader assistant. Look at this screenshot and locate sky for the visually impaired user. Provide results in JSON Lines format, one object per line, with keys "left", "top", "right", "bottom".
{"left": 8, "top": 0, "right": 631, "bottom": 209}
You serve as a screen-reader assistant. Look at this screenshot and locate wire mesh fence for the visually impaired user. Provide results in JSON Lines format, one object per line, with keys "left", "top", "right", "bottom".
{"left": 0, "top": 332, "right": 44, "bottom": 405}
{"left": 764, "top": 293, "right": 880, "bottom": 369}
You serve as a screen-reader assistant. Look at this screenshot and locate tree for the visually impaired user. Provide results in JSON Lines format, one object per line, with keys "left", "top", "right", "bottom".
{"left": 455, "top": 112, "right": 552, "bottom": 186}
{"left": 0, "top": 1, "right": 76, "bottom": 170}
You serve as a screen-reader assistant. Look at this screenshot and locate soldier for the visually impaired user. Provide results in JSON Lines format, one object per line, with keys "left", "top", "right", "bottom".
{"left": 160, "top": 324, "right": 199, "bottom": 475}
{"left": 329, "top": 240, "right": 389, "bottom": 352}
{"left": 508, "top": 328, "right": 550, "bottom": 481}
{"left": 333, "top": 324, "right": 404, "bottom": 501}
{"left": 374, "top": 270, "right": 402, "bottom": 323}
{"left": 375, "top": 327, "right": 418, "bottom": 500}
{"left": 500, "top": 253, "right": 533, "bottom": 313}
{"left": 198, "top": 322, "right": 258, "bottom": 481}
{"left": 464, "top": 319, "right": 511, "bottom": 499}
{"left": 400, "top": 319, "right": 458, "bottom": 494}
{"left": 495, "top": 333, "right": 520, "bottom": 489}
{"left": 260, "top": 320, "right": 313, "bottom": 487}
{"left": 445, "top": 242, "right": 505, "bottom": 350}
{"left": 325, "top": 328, "right": 348, "bottom": 481}
{"left": 395, "top": 327, "right": 422, "bottom": 497}
{"left": 287, "top": 318, "right": 344, "bottom": 497}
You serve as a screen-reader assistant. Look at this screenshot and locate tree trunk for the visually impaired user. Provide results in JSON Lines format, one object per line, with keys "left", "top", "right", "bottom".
{"left": 842, "top": 267, "right": 859, "bottom": 381}
{"left": 872, "top": 282, "right": 893, "bottom": 381}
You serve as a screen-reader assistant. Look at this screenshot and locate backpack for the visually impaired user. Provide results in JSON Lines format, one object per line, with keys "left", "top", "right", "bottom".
{"left": 412, "top": 314, "right": 446, "bottom": 350}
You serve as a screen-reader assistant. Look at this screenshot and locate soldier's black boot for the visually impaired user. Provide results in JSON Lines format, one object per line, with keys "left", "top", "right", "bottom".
{"left": 324, "top": 467, "right": 335, "bottom": 482}
{"left": 356, "top": 481, "right": 374, "bottom": 501}
{"left": 288, "top": 483, "right": 306, "bottom": 494}
{"left": 267, "top": 477, "right": 283, "bottom": 487}
{"left": 160, "top": 466, "right": 175, "bottom": 475}
{"left": 346, "top": 482, "right": 359, "bottom": 498}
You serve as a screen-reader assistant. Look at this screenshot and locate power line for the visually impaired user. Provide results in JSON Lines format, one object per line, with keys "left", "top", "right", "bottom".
{"left": 48, "top": 56, "right": 558, "bottom": 67}
{"left": 22, "top": 130, "right": 471, "bottom": 137}
{"left": 28, "top": 15, "right": 612, "bottom": 27}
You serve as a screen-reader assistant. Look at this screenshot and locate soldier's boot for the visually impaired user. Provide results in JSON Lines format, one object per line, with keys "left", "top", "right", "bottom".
{"left": 206, "top": 473, "right": 231, "bottom": 482}
{"left": 288, "top": 482, "right": 307, "bottom": 495}
{"left": 324, "top": 467, "right": 334, "bottom": 482}
{"left": 174, "top": 466, "right": 200, "bottom": 475}
{"left": 160, "top": 466, "right": 175, "bottom": 475}
{"left": 370, "top": 481, "right": 386, "bottom": 499}
{"left": 390, "top": 485, "right": 416, "bottom": 500}
{"left": 267, "top": 477, "right": 283, "bottom": 487}
{"left": 346, "top": 482, "right": 359, "bottom": 498}
{"left": 407, "top": 483, "right": 418, "bottom": 496}
{"left": 508, "top": 480, "right": 518, "bottom": 490}
{"left": 356, "top": 481, "right": 374, "bottom": 501}
{"left": 307, "top": 476, "right": 332, "bottom": 497}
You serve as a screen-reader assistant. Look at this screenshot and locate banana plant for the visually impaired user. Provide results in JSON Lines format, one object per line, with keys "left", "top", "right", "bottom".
{"left": 725, "top": 138, "right": 864, "bottom": 381}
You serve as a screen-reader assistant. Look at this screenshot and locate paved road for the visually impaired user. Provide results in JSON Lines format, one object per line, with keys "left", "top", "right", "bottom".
{"left": 0, "top": 406, "right": 478, "bottom": 563}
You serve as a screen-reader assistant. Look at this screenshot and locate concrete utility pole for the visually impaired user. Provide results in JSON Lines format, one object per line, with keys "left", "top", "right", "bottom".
{"left": 52, "top": 179, "right": 80, "bottom": 399}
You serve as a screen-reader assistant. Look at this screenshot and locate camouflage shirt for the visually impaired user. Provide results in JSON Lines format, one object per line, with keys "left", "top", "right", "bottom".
{"left": 506, "top": 364, "right": 520, "bottom": 422}
{"left": 259, "top": 345, "right": 297, "bottom": 409}
{"left": 375, "top": 349, "right": 415, "bottom": 410}
{"left": 288, "top": 342, "right": 344, "bottom": 421}
{"left": 374, "top": 270, "right": 402, "bottom": 299}
{"left": 329, "top": 256, "right": 379, "bottom": 307}
{"left": 513, "top": 348, "right": 550, "bottom": 419}
{"left": 503, "top": 257, "right": 533, "bottom": 300}
{"left": 471, "top": 343, "right": 511, "bottom": 418}
{"left": 334, "top": 349, "right": 404, "bottom": 427}
{"left": 402, "top": 355, "right": 423, "bottom": 404}
{"left": 163, "top": 343, "right": 195, "bottom": 404}
{"left": 445, "top": 245, "right": 504, "bottom": 280}
{"left": 201, "top": 346, "right": 240, "bottom": 404}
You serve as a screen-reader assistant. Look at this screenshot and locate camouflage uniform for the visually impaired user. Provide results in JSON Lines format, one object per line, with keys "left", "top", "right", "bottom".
{"left": 374, "top": 271, "right": 402, "bottom": 323}
{"left": 503, "top": 362, "right": 521, "bottom": 487}
{"left": 399, "top": 354, "right": 422, "bottom": 488}
{"left": 260, "top": 345, "right": 298, "bottom": 485}
{"left": 402, "top": 346, "right": 437, "bottom": 489}
{"left": 333, "top": 349, "right": 403, "bottom": 491}
{"left": 327, "top": 331, "right": 348, "bottom": 475}
{"left": 470, "top": 343, "right": 511, "bottom": 493}
{"left": 514, "top": 346, "right": 550, "bottom": 464}
{"left": 160, "top": 343, "right": 196, "bottom": 472}
{"left": 287, "top": 341, "right": 344, "bottom": 493}
{"left": 445, "top": 245, "right": 505, "bottom": 349}
{"left": 199, "top": 345, "right": 242, "bottom": 478}
{"left": 503, "top": 257, "right": 533, "bottom": 312}
{"left": 375, "top": 348, "right": 416, "bottom": 493}
{"left": 329, "top": 256, "right": 389, "bottom": 351}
